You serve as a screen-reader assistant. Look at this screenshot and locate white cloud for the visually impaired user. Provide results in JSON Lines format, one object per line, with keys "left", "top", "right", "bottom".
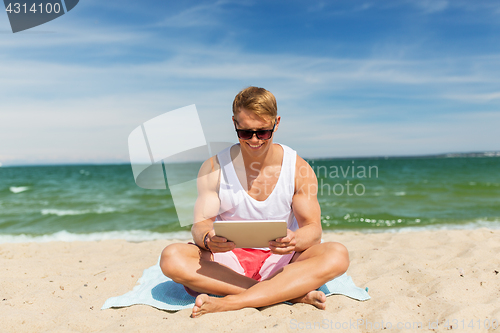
{"left": 409, "top": 0, "right": 449, "bottom": 13}
{"left": 443, "top": 92, "right": 500, "bottom": 103}
{"left": 281, "top": 110, "right": 500, "bottom": 158}
{"left": 1, "top": 2, "right": 500, "bottom": 165}
{"left": 1, "top": 43, "right": 499, "bottom": 165}
{"left": 157, "top": 0, "right": 251, "bottom": 28}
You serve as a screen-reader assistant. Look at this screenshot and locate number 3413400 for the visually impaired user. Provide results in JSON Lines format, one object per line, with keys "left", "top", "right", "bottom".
{"left": 6, "top": 2, "right": 62, "bottom": 14}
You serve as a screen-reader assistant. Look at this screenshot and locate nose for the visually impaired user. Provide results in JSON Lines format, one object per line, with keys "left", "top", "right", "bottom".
{"left": 248, "top": 132, "right": 261, "bottom": 142}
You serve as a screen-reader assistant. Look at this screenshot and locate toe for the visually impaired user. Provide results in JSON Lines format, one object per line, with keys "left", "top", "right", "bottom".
{"left": 191, "top": 294, "right": 209, "bottom": 318}
{"left": 319, "top": 291, "right": 327, "bottom": 302}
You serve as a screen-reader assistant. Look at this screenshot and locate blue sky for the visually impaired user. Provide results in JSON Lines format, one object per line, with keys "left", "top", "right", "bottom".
{"left": 1, "top": 0, "right": 500, "bottom": 165}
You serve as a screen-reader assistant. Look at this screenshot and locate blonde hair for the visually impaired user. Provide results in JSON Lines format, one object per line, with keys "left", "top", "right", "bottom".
{"left": 232, "top": 87, "right": 277, "bottom": 120}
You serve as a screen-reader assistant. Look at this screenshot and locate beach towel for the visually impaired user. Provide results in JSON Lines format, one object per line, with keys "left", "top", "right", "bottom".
{"left": 101, "top": 258, "right": 370, "bottom": 311}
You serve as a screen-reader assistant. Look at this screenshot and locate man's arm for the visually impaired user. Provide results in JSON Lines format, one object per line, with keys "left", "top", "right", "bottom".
{"left": 191, "top": 156, "right": 235, "bottom": 252}
{"left": 269, "top": 156, "right": 322, "bottom": 254}
{"left": 291, "top": 156, "right": 322, "bottom": 250}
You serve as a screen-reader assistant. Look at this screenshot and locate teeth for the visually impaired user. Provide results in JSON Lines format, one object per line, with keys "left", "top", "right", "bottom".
{"left": 249, "top": 144, "right": 262, "bottom": 148}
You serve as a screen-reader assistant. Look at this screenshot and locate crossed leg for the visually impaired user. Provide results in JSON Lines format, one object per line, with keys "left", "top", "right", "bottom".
{"left": 160, "top": 241, "right": 349, "bottom": 317}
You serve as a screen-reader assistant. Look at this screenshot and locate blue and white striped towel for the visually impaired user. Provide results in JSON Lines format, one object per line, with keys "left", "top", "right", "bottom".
{"left": 102, "top": 259, "right": 370, "bottom": 311}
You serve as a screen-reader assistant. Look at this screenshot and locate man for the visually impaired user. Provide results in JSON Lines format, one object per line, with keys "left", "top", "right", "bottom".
{"left": 160, "top": 87, "right": 349, "bottom": 317}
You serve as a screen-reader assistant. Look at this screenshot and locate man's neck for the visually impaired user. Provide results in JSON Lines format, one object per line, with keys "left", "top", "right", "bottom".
{"left": 240, "top": 143, "right": 280, "bottom": 172}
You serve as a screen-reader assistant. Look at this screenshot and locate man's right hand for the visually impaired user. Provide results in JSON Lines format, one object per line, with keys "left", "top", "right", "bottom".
{"left": 206, "top": 234, "right": 235, "bottom": 253}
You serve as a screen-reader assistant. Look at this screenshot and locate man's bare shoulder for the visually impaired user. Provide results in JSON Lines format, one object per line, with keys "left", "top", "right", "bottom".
{"left": 294, "top": 155, "right": 317, "bottom": 193}
{"left": 197, "top": 155, "right": 221, "bottom": 191}
{"left": 198, "top": 155, "right": 221, "bottom": 176}
{"left": 295, "top": 155, "right": 316, "bottom": 178}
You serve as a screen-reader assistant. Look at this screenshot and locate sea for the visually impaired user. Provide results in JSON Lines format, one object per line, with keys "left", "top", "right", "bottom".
{"left": 1, "top": 153, "right": 500, "bottom": 243}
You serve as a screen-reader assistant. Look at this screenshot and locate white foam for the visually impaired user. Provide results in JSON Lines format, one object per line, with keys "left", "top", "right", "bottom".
{"left": 41, "top": 209, "right": 90, "bottom": 216}
{"left": 0, "top": 230, "right": 192, "bottom": 244}
{"left": 9, "top": 186, "right": 30, "bottom": 194}
{"left": 325, "top": 219, "right": 500, "bottom": 234}
{"left": 41, "top": 206, "right": 117, "bottom": 216}
{"left": 95, "top": 206, "right": 117, "bottom": 214}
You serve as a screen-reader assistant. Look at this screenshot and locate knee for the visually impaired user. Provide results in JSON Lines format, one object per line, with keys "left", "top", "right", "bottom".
{"left": 160, "top": 244, "right": 187, "bottom": 281}
{"left": 323, "top": 242, "right": 349, "bottom": 279}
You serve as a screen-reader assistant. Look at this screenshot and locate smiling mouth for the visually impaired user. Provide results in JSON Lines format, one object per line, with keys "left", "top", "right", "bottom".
{"left": 247, "top": 142, "right": 264, "bottom": 149}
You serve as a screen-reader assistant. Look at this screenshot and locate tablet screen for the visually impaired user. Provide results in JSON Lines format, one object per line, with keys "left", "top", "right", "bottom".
{"left": 213, "top": 220, "right": 287, "bottom": 248}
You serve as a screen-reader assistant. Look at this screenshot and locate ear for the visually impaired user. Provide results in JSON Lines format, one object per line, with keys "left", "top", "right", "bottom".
{"left": 274, "top": 116, "right": 281, "bottom": 131}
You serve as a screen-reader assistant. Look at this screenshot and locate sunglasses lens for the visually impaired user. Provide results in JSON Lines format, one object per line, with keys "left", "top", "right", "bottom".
{"left": 237, "top": 130, "right": 254, "bottom": 140}
{"left": 256, "top": 130, "right": 272, "bottom": 140}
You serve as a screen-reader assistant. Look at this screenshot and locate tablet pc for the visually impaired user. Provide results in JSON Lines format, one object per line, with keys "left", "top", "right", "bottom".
{"left": 213, "top": 220, "right": 287, "bottom": 248}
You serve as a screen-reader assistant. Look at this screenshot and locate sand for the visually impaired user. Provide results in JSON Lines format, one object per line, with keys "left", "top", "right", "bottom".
{"left": 1, "top": 228, "right": 500, "bottom": 333}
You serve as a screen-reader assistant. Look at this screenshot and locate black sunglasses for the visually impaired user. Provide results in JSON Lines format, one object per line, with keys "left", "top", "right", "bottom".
{"left": 234, "top": 120, "right": 276, "bottom": 140}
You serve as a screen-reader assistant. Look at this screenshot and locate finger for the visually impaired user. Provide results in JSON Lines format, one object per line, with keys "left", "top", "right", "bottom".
{"left": 276, "top": 237, "right": 291, "bottom": 243}
{"left": 269, "top": 240, "right": 289, "bottom": 248}
{"left": 211, "top": 236, "right": 229, "bottom": 242}
{"left": 211, "top": 242, "right": 235, "bottom": 250}
{"left": 270, "top": 247, "right": 293, "bottom": 255}
{"left": 220, "top": 241, "right": 235, "bottom": 248}
{"left": 269, "top": 242, "right": 292, "bottom": 250}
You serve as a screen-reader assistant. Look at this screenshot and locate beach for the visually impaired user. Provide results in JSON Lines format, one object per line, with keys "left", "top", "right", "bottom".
{"left": 2, "top": 228, "right": 499, "bottom": 333}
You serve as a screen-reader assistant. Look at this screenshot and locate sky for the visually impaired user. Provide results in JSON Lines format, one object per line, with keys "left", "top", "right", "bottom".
{"left": 1, "top": 0, "right": 500, "bottom": 166}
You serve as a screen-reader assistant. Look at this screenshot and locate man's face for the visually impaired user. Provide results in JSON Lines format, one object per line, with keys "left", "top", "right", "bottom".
{"left": 232, "top": 108, "right": 279, "bottom": 156}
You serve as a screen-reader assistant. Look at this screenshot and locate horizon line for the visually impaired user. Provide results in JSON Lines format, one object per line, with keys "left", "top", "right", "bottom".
{"left": 1, "top": 150, "right": 499, "bottom": 168}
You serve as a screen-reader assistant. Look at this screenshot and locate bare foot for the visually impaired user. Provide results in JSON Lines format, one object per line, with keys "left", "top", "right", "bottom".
{"left": 297, "top": 290, "right": 327, "bottom": 310}
{"left": 190, "top": 291, "right": 326, "bottom": 317}
{"left": 191, "top": 294, "right": 226, "bottom": 318}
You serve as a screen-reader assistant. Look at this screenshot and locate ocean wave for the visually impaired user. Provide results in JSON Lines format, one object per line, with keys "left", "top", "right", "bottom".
{"left": 324, "top": 219, "right": 500, "bottom": 234}
{"left": 41, "top": 207, "right": 117, "bottom": 216}
{"left": 0, "top": 230, "right": 192, "bottom": 244}
{"left": 2, "top": 220, "right": 500, "bottom": 243}
{"left": 9, "top": 186, "right": 30, "bottom": 194}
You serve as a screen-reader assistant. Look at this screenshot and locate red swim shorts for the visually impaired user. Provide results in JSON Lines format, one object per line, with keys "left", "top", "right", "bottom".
{"left": 183, "top": 247, "right": 295, "bottom": 297}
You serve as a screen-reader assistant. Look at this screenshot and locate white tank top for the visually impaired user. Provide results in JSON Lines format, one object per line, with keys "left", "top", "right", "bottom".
{"left": 216, "top": 143, "right": 299, "bottom": 232}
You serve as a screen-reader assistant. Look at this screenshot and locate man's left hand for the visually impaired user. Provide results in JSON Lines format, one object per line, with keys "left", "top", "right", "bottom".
{"left": 269, "top": 229, "right": 296, "bottom": 255}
